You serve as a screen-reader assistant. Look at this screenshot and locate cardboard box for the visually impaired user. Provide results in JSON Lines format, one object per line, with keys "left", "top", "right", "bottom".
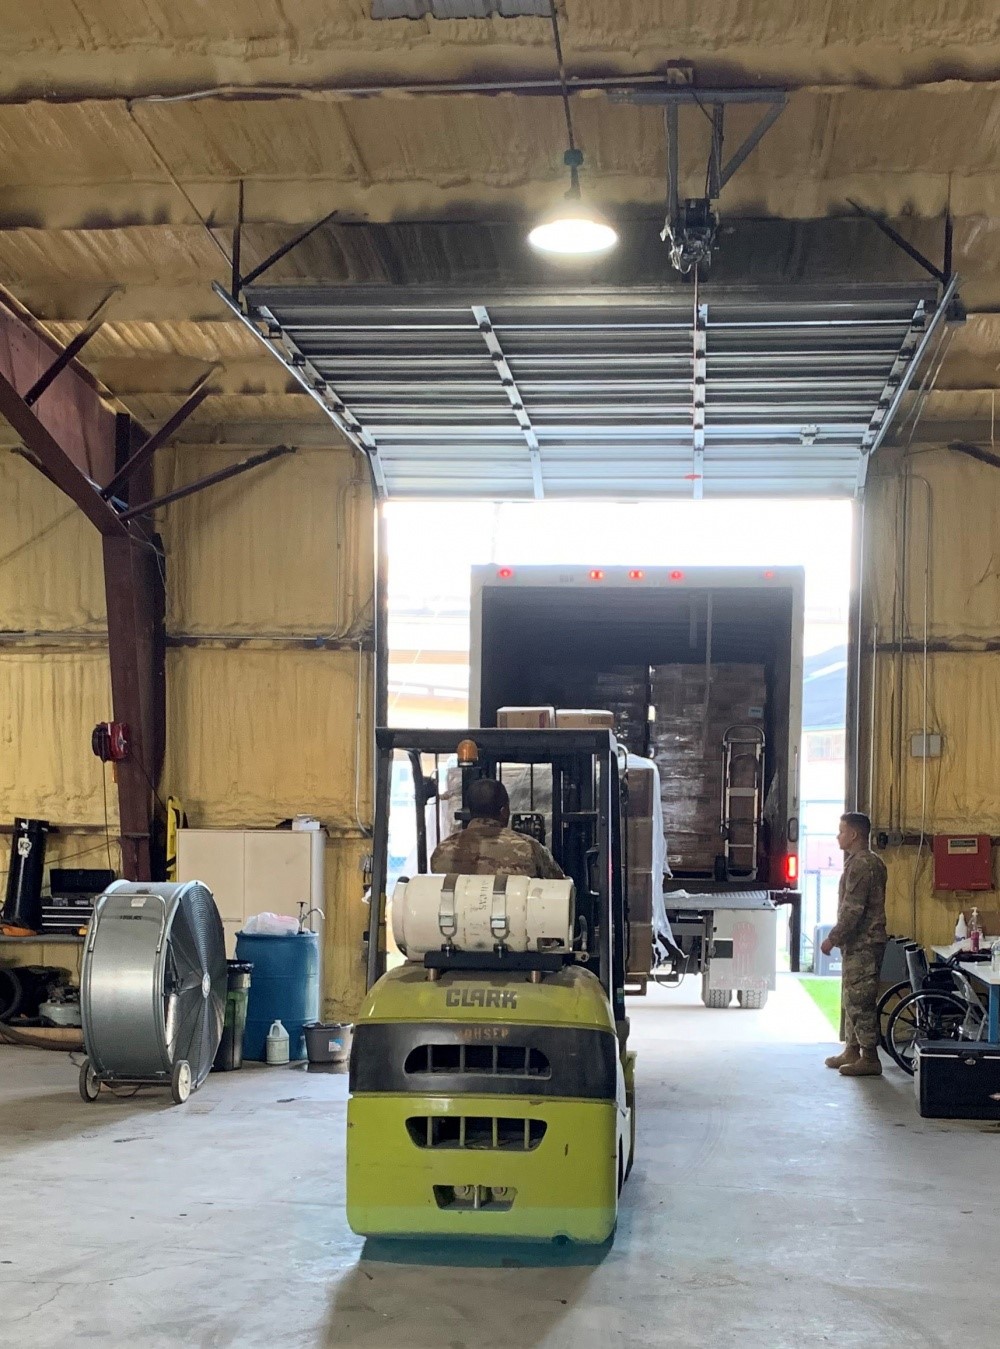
{"left": 628, "top": 921, "right": 653, "bottom": 975}
{"left": 627, "top": 872, "right": 656, "bottom": 923}
{"left": 497, "top": 706, "right": 555, "bottom": 729}
{"left": 627, "top": 817, "right": 656, "bottom": 871}
{"left": 650, "top": 663, "right": 765, "bottom": 873}
{"left": 555, "top": 708, "right": 616, "bottom": 730}
{"left": 623, "top": 757, "right": 657, "bottom": 816}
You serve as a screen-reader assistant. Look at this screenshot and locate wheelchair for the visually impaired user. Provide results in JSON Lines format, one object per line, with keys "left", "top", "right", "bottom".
{"left": 879, "top": 943, "right": 985, "bottom": 1075}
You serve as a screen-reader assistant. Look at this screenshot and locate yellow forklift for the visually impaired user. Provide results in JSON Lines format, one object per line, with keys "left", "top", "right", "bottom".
{"left": 347, "top": 727, "right": 635, "bottom": 1244}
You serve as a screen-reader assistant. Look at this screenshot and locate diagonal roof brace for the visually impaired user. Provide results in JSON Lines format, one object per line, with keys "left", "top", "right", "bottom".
{"left": 472, "top": 304, "right": 544, "bottom": 500}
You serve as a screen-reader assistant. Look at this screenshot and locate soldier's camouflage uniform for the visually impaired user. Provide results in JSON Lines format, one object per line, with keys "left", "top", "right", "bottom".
{"left": 430, "top": 819, "right": 564, "bottom": 880}
{"left": 828, "top": 848, "right": 888, "bottom": 1049}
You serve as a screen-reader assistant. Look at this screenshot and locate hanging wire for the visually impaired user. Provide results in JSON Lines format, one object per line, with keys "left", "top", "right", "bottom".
{"left": 548, "top": 2, "right": 576, "bottom": 153}
{"left": 101, "top": 763, "right": 115, "bottom": 874}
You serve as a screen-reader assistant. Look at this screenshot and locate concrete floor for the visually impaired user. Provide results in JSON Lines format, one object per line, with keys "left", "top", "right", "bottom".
{"left": 3, "top": 975, "right": 997, "bottom": 1348}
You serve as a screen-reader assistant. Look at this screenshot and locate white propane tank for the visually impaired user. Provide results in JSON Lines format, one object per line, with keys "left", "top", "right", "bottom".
{"left": 392, "top": 874, "right": 575, "bottom": 959}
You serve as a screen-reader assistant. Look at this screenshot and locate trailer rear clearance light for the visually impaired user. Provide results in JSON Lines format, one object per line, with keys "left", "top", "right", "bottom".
{"left": 785, "top": 855, "right": 799, "bottom": 885}
{"left": 496, "top": 567, "right": 514, "bottom": 580}
{"left": 669, "top": 570, "right": 685, "bottom": 582}
{"left": 628, "top": 569, "right": 645, "bottom": 581}
{"left": 763, "top": 570, "right": 777, "bottom": 581}
{"left": 589, "top": 569, "right": 605, "bottom": 581}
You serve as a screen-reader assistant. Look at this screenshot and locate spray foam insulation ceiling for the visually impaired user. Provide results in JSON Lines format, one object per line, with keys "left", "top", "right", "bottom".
{"left": 0, "top": 1, "right": 998, "bottom": 493}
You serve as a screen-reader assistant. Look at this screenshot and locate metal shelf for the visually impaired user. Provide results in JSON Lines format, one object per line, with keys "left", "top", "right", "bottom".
{"left": 0, "top": 933, "right": 85, "bottom": 944}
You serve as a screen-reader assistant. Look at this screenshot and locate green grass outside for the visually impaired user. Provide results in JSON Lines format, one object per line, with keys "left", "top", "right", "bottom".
{"left": 799, "top": 976, "right": 841, "bottom": 1031}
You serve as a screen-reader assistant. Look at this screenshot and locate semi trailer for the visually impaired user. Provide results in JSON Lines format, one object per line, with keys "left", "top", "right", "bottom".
{"left": 470, "top": 565, "right": 805, "bottom": 1005}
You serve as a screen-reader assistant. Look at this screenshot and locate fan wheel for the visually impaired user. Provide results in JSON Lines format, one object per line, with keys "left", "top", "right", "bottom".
{"left": 78, "top": 1058, "right": 101, "bottom": 1103}
{"left": 171, "top": 1059, "right": 193, "bottom": 1104}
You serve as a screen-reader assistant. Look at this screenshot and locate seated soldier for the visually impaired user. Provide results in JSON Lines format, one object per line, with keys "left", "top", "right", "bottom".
{"left": 430, "top": 777, "right": 564, "bottom": 880}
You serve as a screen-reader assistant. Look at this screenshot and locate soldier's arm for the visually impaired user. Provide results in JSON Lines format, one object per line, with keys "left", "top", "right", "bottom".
{"left": 827, "top": 861, "right": 869, "bottom": 947}
{"left": 532, "top": 841, "right": 565, "bottom": 880}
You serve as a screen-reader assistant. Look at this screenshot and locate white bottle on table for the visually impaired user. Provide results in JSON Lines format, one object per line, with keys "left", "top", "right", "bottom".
{"left": 955, "top": 912, "right": 968, "bottom": 942}
{"left": 992, "top": 939, "right": 1000, "bottom": 975}
{"left": 970, "top": 907, "right": 983, "bottom": 953}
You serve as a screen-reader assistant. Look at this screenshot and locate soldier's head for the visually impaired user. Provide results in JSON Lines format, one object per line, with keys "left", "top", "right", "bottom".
{"left": 467, "top": 777, "right": 510, "bottom": 826}
{"left": 838, "top": 812, "right": 871, "bottom": 853}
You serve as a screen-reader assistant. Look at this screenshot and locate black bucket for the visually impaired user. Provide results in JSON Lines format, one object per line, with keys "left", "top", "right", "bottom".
{"left": 2, "top": 818, "right": 49, "bottom": 932}
{"left": 213, "top": 960, "right": 254, "bottom": 1072}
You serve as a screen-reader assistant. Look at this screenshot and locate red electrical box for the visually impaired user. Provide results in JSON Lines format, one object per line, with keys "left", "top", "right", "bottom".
{"left": 932, "top": 835, "right": 993, "bottom": 891}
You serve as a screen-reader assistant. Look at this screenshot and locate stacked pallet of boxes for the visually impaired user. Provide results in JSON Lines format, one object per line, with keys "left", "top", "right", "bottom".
{"left": 624, "top": 756, "right": 659, "bottom": 978}
{"left": 535, "top": 667, "right": 648, "bottom": 757}
{"left": 650, "top": 664, "right": 767, "bottom": 876}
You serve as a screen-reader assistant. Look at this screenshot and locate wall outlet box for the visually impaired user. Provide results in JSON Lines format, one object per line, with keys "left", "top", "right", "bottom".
{"left": 911, "top": 732, "right": 943, "bottom": 759}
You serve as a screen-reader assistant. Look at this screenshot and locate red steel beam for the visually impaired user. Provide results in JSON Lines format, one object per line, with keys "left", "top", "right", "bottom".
{"left": 0, "top": 302, "right": 161, "bottom": 881}
{"left": 0, "top": 295, "right": 120, "bottom": 489}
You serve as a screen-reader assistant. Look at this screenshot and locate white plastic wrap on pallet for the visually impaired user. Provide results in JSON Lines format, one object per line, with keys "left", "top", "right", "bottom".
{"left": 392, "top": 874, "right": 574, "bottom": 958}
{"left": 626, "top": 753, "right": 674, "bottom": 946}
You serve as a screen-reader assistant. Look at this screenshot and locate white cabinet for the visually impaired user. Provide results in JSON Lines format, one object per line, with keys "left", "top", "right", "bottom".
{"left": 176, "top": 828, "right": 325, "bottom": 958}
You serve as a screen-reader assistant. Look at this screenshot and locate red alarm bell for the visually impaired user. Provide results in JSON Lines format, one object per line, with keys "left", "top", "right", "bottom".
{"left": 92, "top": 721, "right": 130, "bottom": 763}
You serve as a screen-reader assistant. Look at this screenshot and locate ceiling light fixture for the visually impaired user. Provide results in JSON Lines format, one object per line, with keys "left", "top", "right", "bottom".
{"left": 527, "top": 5, "right": 618, "bottom": 258}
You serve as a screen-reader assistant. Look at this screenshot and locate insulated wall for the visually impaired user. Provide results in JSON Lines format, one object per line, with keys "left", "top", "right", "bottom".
{"left": 858, "top": 448, "right": 1000, "bottom": 947}
{"left": 0, "top": 443, "right": 376, "bottom": 1019}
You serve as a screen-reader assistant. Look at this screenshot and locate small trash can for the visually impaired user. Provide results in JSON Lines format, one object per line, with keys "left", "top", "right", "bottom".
{"left": 213, "top": 960, "right": 254, "bottom": 1072}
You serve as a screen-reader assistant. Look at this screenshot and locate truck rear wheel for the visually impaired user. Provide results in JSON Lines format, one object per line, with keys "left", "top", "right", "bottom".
{"left": 737, "top": 989, "right": 768, "bottom": 1010}
{"left": 702, "top": 976, "right": 731, "bottom": 1009}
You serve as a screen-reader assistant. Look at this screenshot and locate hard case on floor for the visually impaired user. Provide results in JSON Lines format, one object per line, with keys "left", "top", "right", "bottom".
{"left": 913, "top": 1040, "right": 1000, "bottom": 1119}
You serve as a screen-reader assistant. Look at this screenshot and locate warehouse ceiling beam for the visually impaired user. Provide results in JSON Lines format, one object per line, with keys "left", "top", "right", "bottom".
{"left": 471, "top": 304, "right": 543, "bottom": 499}
{"left": 213, "top": 280, "right": 387, "bottom": 495}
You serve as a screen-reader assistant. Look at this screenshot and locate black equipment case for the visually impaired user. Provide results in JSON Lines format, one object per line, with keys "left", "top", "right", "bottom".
{"left": 913, "top": 1040, "right": 1000, "bottom": 1120}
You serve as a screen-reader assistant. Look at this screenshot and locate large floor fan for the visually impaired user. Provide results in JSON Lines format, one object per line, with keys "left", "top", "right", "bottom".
{"left": 79, "top": 880, "right": 226, "bottom": 1105}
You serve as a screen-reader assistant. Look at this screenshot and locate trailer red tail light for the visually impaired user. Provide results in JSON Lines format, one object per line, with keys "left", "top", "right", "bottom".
{"left": 589, "top": 569, "right": 605, "bottom": 581}
{"left": 669, "top": 570, "right": 685, "bottom": 582}
{"left": 628, "top": 569, "right": 645, "bottom": 581}
{"left": 785, "top": 854, "right": 799, "bottom": 886}
{"left": 763, "top": 569, "right": 776, "bottom": 580}
{"left": 496, "top": 567, "right": 514, "bottom": 580}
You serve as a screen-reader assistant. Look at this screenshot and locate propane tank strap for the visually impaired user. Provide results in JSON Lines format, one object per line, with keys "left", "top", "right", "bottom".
{"left": 490, "top": 874, "right": 510, "bottom": 942}
{"left": 439, "top": 874, "right": 459, "bottom": 940}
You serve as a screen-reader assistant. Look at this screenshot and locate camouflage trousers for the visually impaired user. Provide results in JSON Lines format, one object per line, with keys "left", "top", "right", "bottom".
{"left": 841, "top": 942, "right": 886, "bottom": 1049}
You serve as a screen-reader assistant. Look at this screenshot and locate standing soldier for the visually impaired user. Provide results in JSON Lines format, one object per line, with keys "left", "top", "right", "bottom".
{"left": 820, "top": 812, "right": 888, "bottom": 1077}
{"left": 431, "top": 777, "right": 564, "bottom": 880}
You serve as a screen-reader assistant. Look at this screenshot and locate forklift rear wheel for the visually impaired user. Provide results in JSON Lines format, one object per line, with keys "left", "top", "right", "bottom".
{"left": 737, "top": 989, "right": 768, "bottom": 1010}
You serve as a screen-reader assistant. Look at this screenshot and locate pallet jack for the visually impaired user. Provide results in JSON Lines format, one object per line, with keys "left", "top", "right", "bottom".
{"left": 347, "top": 727, "right": 635, "bottom": 1244}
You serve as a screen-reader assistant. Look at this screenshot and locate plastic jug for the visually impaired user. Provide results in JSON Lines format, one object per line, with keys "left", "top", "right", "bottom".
{"left": 266, "top": 1019, "right": 290, "bottom": 1065}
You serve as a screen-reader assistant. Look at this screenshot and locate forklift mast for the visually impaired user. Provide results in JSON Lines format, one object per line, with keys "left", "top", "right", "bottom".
{"left": 366, "top": 727, "right": 629, "bottom": 1028}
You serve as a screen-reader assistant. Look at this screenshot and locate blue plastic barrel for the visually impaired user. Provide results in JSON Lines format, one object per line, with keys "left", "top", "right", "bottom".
{"left": 235, "top": 930, "right": 319, "bottom": 1062}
